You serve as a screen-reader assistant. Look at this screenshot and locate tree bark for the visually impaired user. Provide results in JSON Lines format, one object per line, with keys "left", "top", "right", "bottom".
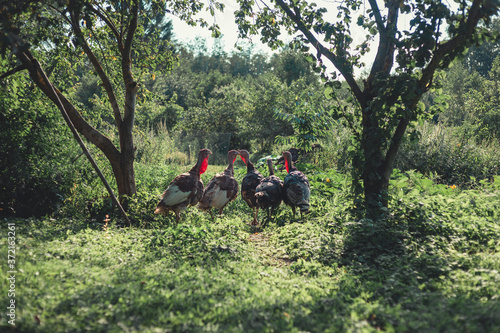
{"left": 360, "top": 106, "right": 390, "bottom": 217}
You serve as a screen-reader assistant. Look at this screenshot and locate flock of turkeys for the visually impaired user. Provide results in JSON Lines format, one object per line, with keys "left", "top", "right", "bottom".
{"left": 154, "top": 149, "right": 311, "bottom": 225}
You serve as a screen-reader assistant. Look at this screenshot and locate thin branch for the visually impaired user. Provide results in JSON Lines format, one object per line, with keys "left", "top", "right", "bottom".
{"left": 383, "top": 0, "right": 487, "bottom": 179}
{"left": 12, "top": 46, "right": 120, "bottom": 161}
{"left": 273, "top": 0, "right": 364, "bottom": 104}
{"left": 88, "top": 5, "right": 123, "bottom": 49}
{"left": 0, "top": 64, "right": 26, "bottom": 79}
{"left": 420, "top": 0, "right": 484, "bottom": 90}
{"left": 46, "top": 3, "right": 72, "bottom": 26}
{"left": 69, "top": 7, "right": 123, "bottom": 127}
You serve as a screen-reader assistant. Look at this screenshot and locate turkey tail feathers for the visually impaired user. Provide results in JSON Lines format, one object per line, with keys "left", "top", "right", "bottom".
{"left": 298, "top": 202, "right": 310, "bottom": 213}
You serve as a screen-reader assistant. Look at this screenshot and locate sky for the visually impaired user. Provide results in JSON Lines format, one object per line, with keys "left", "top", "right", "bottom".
{"left": 169, "top": 1, "right": 276, "bottom": 55}
{"left": 167, "top": 0, "right": 418, "bottom": 79}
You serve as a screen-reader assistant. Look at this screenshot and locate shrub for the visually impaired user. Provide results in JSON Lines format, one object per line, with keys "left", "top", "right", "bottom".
{"left": 134, "top": 121, "right": 188, "bottom": 166}
{"left": 395, "top": 121, "right": 500, "bottom": 187}
{"left": 0, "top": 83, "right": 89, "bottom": 218}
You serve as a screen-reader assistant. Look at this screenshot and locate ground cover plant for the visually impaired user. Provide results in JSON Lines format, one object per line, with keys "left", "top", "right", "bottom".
{"left": 1, "top": 163, "right": 499, "bottom": 332}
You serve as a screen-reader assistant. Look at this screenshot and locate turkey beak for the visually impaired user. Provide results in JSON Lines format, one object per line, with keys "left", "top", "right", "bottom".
{"left": 237, "top": 150, "right": 246, "bottom": 164}
{"left": 233, "top": 151, "right": 240, "bottom": 163}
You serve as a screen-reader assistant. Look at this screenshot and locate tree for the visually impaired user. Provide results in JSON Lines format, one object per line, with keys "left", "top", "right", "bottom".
{"left": 437, "top": 60, "right": 483, "bottom": 126}
{"left": 0, "top": 58, "right": 77, "bottom": 217}
{"left": 0, "top": 0, "right": 222, "bottom": 199}
{"left": 270, "top": 46, "right": 317, "bottom": 86}
{"left": 462, "top": 55, "right": 500, "bottom": 141}
{"left": 235, "top": 0, "right": 500, "bottom": 217}
{"left": 464, "top": 17, "right": 500, "bottom": 76}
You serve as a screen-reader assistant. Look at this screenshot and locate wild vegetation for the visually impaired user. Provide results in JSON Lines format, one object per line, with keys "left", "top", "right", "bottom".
{"left": 1, "top": 163, "right": 499, "bottom": 332}
{"left": 1, "top": 0, "right": 500, "bottom": 332}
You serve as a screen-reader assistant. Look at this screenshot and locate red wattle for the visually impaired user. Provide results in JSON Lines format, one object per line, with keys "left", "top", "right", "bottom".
{"left": 200, "top": 158, "right": 208, "bottom": 174}
{"left": 285, "top": 159, "right": 290, "bottom": 173}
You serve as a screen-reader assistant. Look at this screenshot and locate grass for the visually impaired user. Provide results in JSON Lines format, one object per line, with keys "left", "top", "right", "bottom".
{"left": 1, "top": 165, "right": 499, "bottom": 332}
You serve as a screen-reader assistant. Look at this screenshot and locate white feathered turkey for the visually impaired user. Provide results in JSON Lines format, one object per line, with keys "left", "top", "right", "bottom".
{"left": 197, "top": 150, "right": 240, "bottom": 220}
{"left": 154, "top": 148, "right": 212, "bottom": 222}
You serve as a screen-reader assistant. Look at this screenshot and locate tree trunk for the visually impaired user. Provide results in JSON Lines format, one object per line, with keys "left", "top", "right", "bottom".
{"left": 362, "top": 165, "right": 390, "bottom": 218}
{"left": 361, "top": 100, "right": 414, "bottom": 218}
{"left": 115, "top": 80, "right": 138, "bottom": 198}
{"left": 15, "top": 49, "right": 137, "bottom": 198}
{"left": 361, "top": 115, "right": 390, "bottom": 218}
{"left": 111, "top": 156, "right": 136, "bottom": 199}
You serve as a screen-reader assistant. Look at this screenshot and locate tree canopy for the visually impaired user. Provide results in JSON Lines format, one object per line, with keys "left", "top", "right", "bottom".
{"left": 235, "top": 0, "right": 500, "bottom": 217}
{"left": 0, "top": 0, "right": 224, "bottom": 199}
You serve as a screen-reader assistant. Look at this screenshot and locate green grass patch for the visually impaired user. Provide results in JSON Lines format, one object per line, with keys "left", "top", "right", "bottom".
{"left": 1, "top": 168, "right": 499, "bottom": 332}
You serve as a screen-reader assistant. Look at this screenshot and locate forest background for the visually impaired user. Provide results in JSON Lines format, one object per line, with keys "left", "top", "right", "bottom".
{"left": 1, "top": 16, "right": 500, "bottom": 218}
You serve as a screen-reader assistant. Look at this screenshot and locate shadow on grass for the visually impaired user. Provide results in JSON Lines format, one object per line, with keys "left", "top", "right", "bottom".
{"left": 3, "top": 204, "right": 499, "bottom": 333}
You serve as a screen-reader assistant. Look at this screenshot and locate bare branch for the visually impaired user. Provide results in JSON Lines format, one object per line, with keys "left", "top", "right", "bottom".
{"left": 69, "top": 7, "right": 123, "bottom": 127}
{"left": 0, "top": 64, "right": 26, "bottom": 79}
{"left": 273, "top": 0, "right": 364, "bottom": 105}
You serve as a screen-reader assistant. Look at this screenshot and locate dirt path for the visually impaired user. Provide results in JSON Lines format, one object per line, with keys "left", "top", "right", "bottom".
{"left": 247, "top": 232, "right": 293, "bottom": 267}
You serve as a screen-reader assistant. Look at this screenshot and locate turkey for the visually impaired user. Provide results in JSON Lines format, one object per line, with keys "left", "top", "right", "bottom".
{"left": 238, "top": 149, "right": 263, "bottom": 225}
{"left": 276, "top": 145, "right": 322, "bottom": 169}
{"left": 197, "top": 150, "right": 240, "bottom": 220}
{"left": 255, "top": 158, "right": 283, "bottom": 225}
{"left": 282, "top": 150, "right": 310, "bottom": 219}
{"left": 276, "top": 147, "right": 300, "bottom": 168}
{"left": 154, "top": 148, "right": 212, "bottom": 222}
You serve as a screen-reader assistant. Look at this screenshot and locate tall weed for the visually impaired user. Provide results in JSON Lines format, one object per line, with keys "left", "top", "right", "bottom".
{"left": 135, "top": 121, "right": 188, "bottom": 166}
{"left": 395, "top": 121, "right": 500, "bottom": 187}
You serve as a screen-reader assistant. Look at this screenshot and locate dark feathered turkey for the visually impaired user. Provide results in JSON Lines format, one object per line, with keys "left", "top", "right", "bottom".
{"left": 282, "top": 151, "right": 310, "bottom": 219}
{"left": 276, "top": 145, "right": 322, "bottom": 168}
{"left": 276, "top": 147, "right": 299, "bottom": 167}
{"left": 239, "top": 149, "right": 263, "bottom": 225}
{"left": 255, "top": 158, "right": 283, "bottom": 223}
{"left": 154, "top": 148, "right": 212, "bottom": 222}
{"left": 197, "top": 150, "right": 240, "bottom": 220}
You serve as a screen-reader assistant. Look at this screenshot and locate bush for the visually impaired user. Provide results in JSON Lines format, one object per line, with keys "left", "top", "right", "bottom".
{"left": 135, "top": 121, "right": 188, "bottom": 166}
{"left": 0, "top": 82, "right": 90, "bottom": 218}
{"left": 395, "top": 121, "right": 500, "bottom": 187}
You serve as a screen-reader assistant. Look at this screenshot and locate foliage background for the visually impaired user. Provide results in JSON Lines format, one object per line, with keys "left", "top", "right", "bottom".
{"left": 2, "top": 28, "right": 500, "bottom": 217}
